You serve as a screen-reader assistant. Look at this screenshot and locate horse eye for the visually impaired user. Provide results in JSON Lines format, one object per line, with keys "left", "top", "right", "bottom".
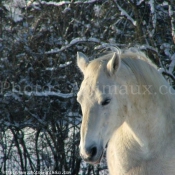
{"left": 101, "top": 99, "right": 111, "bottom": 106}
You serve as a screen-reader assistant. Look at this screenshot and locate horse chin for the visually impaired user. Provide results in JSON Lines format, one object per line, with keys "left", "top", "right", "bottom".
{"left": 89, "top": 142, "right": 108, "bottom": 165}
{"left": 87, "top": 150, "right": 104, "bottom": 165}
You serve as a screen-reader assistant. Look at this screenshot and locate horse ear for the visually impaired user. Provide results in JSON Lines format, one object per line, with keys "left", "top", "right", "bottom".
{"left": 107, "top": 52, "right": 121, "bottom": 76}
{"left": 77, "top": 52, "right": 89, "bottom": 74}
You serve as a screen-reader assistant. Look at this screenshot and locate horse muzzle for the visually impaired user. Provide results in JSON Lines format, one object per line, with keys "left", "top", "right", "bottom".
{"left": 80, "top": 144, "right": 103, "bottom": 164}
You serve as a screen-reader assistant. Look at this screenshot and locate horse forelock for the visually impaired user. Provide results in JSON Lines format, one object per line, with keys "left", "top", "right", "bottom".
{"left": 85, "top": 53, "right": 113, "bottom": 75}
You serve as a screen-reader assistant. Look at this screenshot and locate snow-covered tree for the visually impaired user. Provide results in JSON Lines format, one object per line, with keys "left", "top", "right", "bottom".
{"left": 0, "top": 0, "right": 174, "bottom": 174}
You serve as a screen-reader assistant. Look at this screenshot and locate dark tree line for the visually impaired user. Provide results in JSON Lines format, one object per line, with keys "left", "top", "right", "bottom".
{"left": 0, "top": 0, "right": 174, "bottom": 174}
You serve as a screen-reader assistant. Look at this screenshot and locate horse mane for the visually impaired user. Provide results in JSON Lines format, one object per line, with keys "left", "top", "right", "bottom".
{"left": 94, "top": 48, "right": 174, "bottom": 98}
{"left": 120, "top": 48, "right": 174, "bottom": 99}
{"left": 121, "top": 48, "right": 160, "bottom": 92}
{"left": 86, "top": 47, "right": 175, "bottom": 110}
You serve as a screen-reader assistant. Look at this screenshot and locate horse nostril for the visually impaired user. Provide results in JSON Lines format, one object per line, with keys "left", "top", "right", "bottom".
{"left": 90, "top": 147, "right": 97, "bottom": 158}
{"left": 81, "top": 145, "right": 98, "bottom": 161}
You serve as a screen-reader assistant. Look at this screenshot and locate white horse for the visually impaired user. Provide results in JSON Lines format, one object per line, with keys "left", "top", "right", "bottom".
{"left": 77, "top": 48, "right": 175, "bottom": 175}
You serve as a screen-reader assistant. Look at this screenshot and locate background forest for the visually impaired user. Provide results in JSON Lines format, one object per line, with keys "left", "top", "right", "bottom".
{"left": 0, "top": 0, "right": 175, "bottom": 174}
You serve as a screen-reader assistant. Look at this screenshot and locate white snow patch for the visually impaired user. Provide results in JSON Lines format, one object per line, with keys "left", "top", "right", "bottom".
{"left": 62, "top": 7, "right": 71, "bottom": 14}
{"left": 68, "top": 112, "right": 81, "bottom": 117}
{"left": 158, "top": 68, "right": 165, "bottom": 73}
{"left": 88, "top": 37, "right": 100, "bottom": 43}
{"left": 94, "top": 5, "right": 101, "bottom": 17}
{"left": 169, "top": 53, "right": 175, "bottom": 73}
{"left": 46, "top": 48, "right": 60, "bottom": 54}
{"left": 148, "top": 0, "right": 154, "bottom": 14}
{"left": 3, "top": 0, "right": 28, "bottom": 22}
{"left": 5, "top": 90, "right": 74, "bottom": 99}
{"left": 137, "top": 0, "right": 145, "bottom": 6}
{"left": 45, "top": 67, "right": 56, "bottom": 71}
{"left": 40, "top": 1, "right": 70, "bottom": 6}
{"left": 4, "top": 4, "right": 23, "bottom": 22}
{"left": 70, "top": 37, "right": 86, "bottom": 45}
{"left": 69, "top": 37, "right": 100, "bottom": 45}
{"left": 25, "top": 91, "right": 74, "bottom": 98}
{"left": 59, "top": 61, "right": 72, "bottom": 68}
{"left": 117, "top": 3, "right": 136, "bottom": 26}
{"left": 139, "top": 45, "right": 158, "bottom": 53}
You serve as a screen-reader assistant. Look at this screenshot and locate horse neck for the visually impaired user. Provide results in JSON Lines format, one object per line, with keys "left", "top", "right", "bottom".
{"left": 116, "top": 62, "right": 175, "bottom": 152}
